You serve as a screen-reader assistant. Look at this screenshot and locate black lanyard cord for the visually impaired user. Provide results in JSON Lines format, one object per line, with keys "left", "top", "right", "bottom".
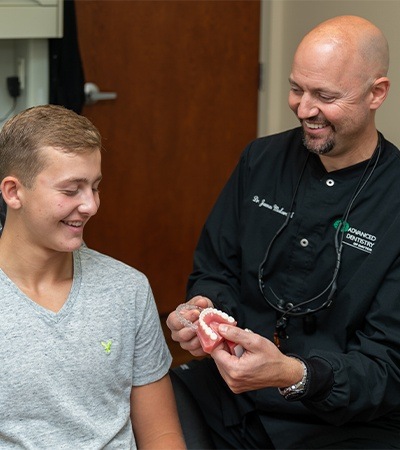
{"left": 258, "top": 135, "right": 382, "bottom": 319}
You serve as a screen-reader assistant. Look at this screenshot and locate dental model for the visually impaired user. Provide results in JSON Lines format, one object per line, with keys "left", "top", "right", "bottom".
{"left": 175, "top": 304, "right": 244, "bottom": 357}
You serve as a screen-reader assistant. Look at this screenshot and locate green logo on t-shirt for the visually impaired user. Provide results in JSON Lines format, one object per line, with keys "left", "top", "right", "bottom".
{"left": 101, "top": 340, "right": 112, "bottom": 355}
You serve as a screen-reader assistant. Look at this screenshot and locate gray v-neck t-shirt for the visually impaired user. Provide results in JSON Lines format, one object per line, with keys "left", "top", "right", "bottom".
{"left": 0, "top": 246, "right": 172, "bottom": 449}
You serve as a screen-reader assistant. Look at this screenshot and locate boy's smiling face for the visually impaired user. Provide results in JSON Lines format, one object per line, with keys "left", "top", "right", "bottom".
{"left": 18, "top": 146, "right": 102, "bottom": 253}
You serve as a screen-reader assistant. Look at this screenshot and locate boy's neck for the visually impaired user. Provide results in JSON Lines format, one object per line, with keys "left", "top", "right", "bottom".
{"left": 0, "top": 232, "right": 74, "bottom": 312}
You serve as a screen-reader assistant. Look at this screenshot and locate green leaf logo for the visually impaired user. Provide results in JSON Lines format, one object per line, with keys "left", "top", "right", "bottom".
{"left": 333, "top": 219, "right": 350, "bottom": 232}
{"left": 101, "top": 340, "right": 112, "bottom": 355}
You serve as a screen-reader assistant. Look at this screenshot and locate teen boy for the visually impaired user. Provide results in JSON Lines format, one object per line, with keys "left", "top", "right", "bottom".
{"left": 0, "top": 105, "right": 185, "bottom": 449}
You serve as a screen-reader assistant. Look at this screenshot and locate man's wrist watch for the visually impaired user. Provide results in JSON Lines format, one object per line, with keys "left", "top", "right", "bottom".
{"left": 278, "top": 357, "right": 308, "bottom": 400}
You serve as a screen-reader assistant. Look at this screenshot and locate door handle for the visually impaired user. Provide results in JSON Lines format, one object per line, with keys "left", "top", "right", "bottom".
{"left": 84, "top": 82, "right": 117, "bottom": 105}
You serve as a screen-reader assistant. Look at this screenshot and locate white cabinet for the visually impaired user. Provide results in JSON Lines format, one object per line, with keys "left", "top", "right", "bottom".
{"left": 0, "top": 0, "right": 63, "bottom": 38}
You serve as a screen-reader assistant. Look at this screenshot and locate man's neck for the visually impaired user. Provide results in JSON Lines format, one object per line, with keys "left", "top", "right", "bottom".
{"left": 319, "top": 131, "right": 379, "bottom": 172}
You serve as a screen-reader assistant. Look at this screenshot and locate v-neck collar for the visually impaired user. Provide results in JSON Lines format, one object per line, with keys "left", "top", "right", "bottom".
{"left": 0, "top": 251, "right": 82, "bottom": 324}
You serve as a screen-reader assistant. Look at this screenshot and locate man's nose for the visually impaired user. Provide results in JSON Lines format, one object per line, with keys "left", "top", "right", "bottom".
{"left": 297, "top": 93, "right": 319, "bottom": 119}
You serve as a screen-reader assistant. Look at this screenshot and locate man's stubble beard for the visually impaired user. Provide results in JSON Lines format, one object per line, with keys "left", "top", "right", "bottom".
{"left": 302, "top": 131, "right": 335, "bottom": 155}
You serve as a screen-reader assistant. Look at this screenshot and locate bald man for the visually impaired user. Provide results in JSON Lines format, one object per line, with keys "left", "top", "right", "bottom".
{"left": 167, "top": 16, "right": 400, "bottom": 449}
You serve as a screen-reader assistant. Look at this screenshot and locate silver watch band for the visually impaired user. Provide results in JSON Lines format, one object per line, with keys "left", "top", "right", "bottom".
{"left": 278, "top": 357, "right": 308, "bottom": 400}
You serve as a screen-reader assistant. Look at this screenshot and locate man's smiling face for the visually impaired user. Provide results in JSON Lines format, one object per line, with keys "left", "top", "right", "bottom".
{"left": 288, "top": 40, "right": 373, "bottom": 158}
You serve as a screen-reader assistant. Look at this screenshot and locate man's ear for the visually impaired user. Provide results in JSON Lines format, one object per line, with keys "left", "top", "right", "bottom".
{"left": 370, "top": 77, "right": 390, "bottom": 110}
{"left": 1, "top": 177, "right": 23, "bottom": 210}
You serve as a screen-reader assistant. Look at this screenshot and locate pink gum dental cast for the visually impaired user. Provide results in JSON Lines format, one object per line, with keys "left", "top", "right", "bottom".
{"left": 176, "top": 304, "right": 244, "bottom": 357}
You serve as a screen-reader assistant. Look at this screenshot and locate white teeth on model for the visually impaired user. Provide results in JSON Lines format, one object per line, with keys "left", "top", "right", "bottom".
{"left": 200, "top": 321, "right": 218, "bottom": 340}
{"left": 199, "top": 308, "right": 235, "bottom": 340}
{"left": 199, "top": 308, "right": 235, "bottom": 322}
{"left": 205, "top": 327, "right": 218, "bottom": 340}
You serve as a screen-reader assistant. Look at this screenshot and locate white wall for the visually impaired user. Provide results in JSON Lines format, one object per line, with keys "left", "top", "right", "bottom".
{"left": 0, "top": 40, "right": 17, "bottom": 123}
{"left": 0, "top": 0, "right": 62, "bottom": 127}
{"left": 0, "top": 39, "right": 49, "bottom": 127}
{"left": 258, "top": 0, "right": 400, "bottom": 146}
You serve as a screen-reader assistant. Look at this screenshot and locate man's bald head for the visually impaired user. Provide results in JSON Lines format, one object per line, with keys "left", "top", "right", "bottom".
{"left": 296, "top": 15, "right": 389, "bottom": 81}
{"left": 289, "top": 15, "right": 390, "bottom": 165}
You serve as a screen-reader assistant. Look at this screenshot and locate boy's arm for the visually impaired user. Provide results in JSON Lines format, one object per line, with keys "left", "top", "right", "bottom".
{"left": 130, "top": 374, "right": 186, "bottom": 449}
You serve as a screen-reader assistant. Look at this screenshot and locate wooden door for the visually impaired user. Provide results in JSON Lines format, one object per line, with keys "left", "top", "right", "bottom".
{"left": 75, "top": 0, "right": 260, "bottom": 316}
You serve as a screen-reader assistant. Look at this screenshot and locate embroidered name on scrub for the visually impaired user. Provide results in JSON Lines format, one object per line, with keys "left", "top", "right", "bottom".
{"left": 252, "top": 196, "right": 294, "bottom": 218}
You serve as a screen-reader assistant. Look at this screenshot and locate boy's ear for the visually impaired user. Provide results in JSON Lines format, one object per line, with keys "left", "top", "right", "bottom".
{"left": 1, "top": 176, "right": 23, "bottom": 210}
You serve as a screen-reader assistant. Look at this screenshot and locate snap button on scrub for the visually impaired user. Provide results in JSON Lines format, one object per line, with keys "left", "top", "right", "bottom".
{"left": 300, "top": 238, "right": 309, "bottom": 247}
{"left": 326, "top": 179, "right": 335, "bottom": 186}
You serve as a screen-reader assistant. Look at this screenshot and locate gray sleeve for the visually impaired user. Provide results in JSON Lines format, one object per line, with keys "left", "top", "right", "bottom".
{"left": 132, "top": 280, "right": 172, "bottom": 386}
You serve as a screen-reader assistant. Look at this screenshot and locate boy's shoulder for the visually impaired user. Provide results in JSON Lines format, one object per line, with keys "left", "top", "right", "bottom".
{"left": 76, "top": 245, "right": 149, "bottom": 286}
